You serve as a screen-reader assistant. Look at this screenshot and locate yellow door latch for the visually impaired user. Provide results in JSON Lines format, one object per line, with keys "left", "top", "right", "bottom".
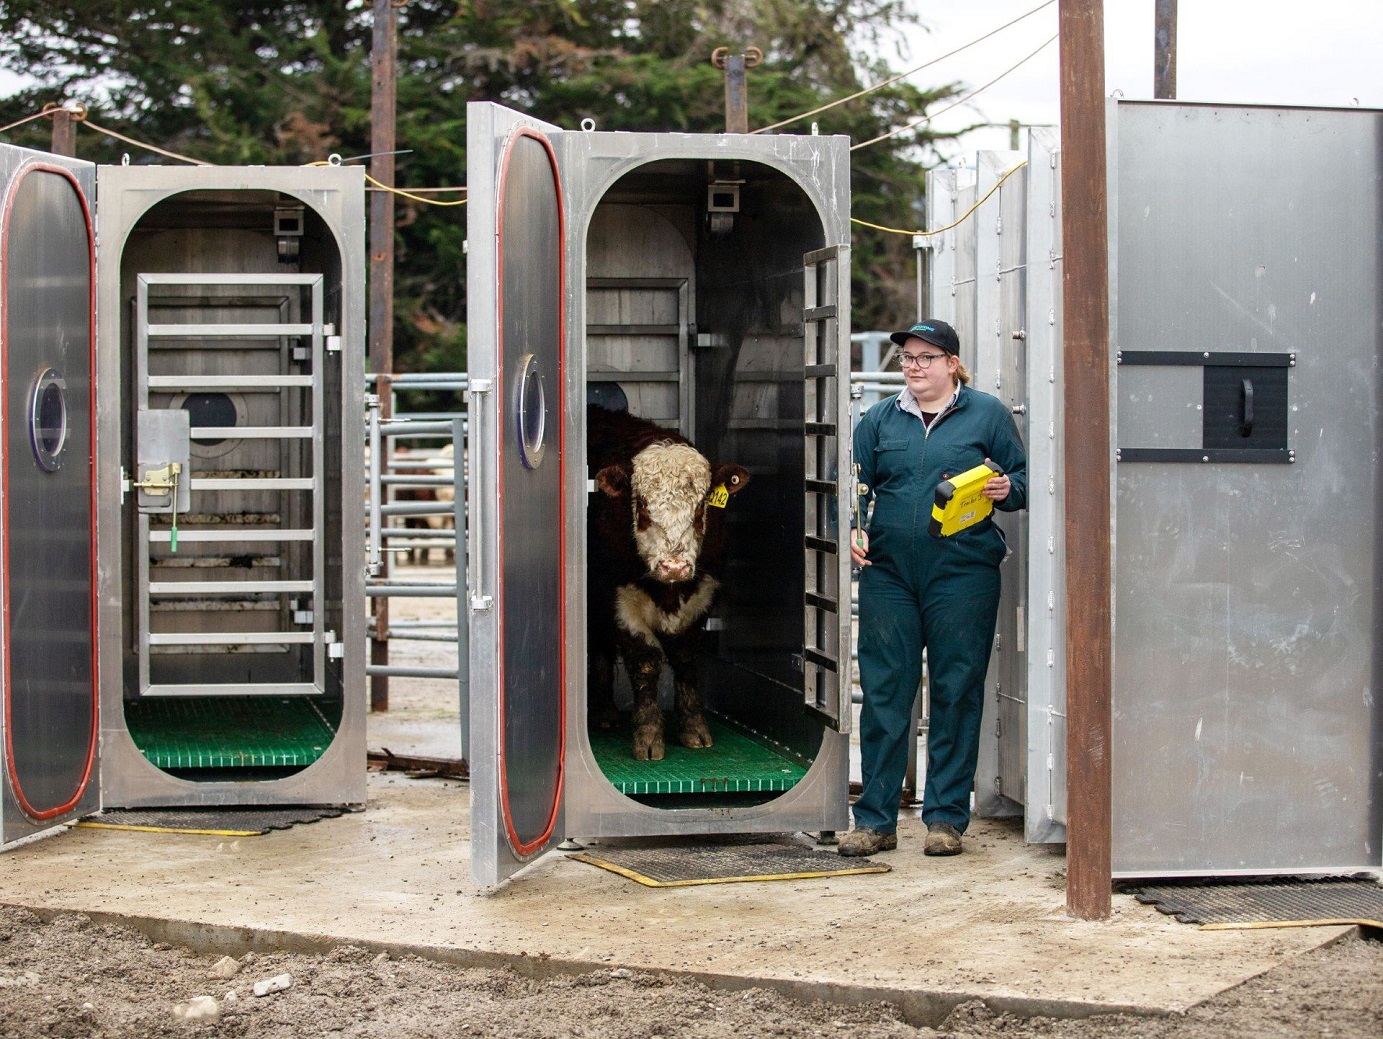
{"left": 132, "top": 462, "right": 182, "bottom": 552}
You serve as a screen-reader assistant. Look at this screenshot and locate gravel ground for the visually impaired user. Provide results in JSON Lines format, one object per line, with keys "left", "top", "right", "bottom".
{"left": 0, "top": 905, "right": 1378, "bottom": 1039}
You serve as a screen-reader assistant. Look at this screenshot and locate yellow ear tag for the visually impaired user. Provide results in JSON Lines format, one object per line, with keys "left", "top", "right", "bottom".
{"left": 707, "top": 484, "right": 729, "bottom": 508}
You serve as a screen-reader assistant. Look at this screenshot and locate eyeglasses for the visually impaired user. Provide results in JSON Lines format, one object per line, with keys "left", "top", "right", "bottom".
{"left": 898, "top": 351, "right": 947, "bottom": 370}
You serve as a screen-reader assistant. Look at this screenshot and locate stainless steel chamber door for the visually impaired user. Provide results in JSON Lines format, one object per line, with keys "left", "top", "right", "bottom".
{"left": 467, "top": 104, "right": 568, "bottom": 886}
{"left": 802, "top": 245, "right": 853, "bottom": 732}
{"left": 132, "top": 273, "right": 330, "bottom": 696}
{"left": 0, "top": 147, "right": 100, "bottom": 846}
{"left": 1110, "top": 100, "right": 1383, "bottom": 875}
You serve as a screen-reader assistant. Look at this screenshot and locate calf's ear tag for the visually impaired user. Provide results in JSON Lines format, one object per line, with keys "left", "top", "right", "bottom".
{"left": 707, "top": 484, "right": 730, "bottom": 508}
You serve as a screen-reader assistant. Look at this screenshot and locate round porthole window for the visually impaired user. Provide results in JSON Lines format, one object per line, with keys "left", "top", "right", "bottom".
{"left": 29, "top": 368, "right": 68, "bottom": 472}
{"left": 514, "top": 353, "right": 547, "bottom": 471}
{"left": 172, "top": 391, "right": 246, "bottom": 459}
{"left": 182, "top": 392, "right": 239, "bottom": 446}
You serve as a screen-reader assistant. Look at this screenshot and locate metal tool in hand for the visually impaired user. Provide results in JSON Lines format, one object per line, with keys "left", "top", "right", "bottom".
{"left": 852, "top": 461, "right": 868, "bottom": 552}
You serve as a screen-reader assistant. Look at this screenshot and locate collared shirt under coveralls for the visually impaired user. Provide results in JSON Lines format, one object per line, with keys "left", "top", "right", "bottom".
{"left": 852, "top": 383, "right": 1027, "bottom": 835}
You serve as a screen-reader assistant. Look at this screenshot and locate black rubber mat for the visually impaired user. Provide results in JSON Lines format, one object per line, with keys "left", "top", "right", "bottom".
{"left": 569, "top": 835, "right": 890, "bottom": 887}
{"left": 76, "top": 805, "right": 347, "bottom": 836}
{"left": 1127, "top": 876, "right": 1383, "bottom": 929}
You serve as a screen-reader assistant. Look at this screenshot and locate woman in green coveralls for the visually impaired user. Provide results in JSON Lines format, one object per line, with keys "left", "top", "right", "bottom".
{"left": 839, "top": 319, "right": 1027, "bottom": 858}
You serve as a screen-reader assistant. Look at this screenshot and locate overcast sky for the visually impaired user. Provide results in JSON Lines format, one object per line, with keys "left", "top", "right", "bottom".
{"left": 898, "top": 0, "right": 1383, "bottom": 159}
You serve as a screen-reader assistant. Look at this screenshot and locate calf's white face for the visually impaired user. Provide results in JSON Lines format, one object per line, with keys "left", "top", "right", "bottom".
{"left": 626, "top": 441, "right": 711, "bottom": 583}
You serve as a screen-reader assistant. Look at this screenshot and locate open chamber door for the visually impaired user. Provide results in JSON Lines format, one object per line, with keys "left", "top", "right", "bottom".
{"left": 467, "top": 105, "right": 568, "bottom": 886}
{"left": 0, "top": 144, "right": 100, "bottom": 848}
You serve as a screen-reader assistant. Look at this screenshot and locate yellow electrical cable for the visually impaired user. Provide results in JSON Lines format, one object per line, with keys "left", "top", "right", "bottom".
{"left": 851, "top": 34, "right": 1057, "bottom": 152}
{"left": 752, "top": 0, "right": 1056, "bottom": 135}
{"left": 851, "top": 160, "right": 1028, "bottom": 237}
{"left": 306, "top": 159, "right": 467, "bottom": 205}
{"left": 364, "top": 171, "right": 466, "bottom": 205}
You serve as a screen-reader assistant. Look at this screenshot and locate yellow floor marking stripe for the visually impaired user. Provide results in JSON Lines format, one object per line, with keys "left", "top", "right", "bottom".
{"left": 74, "top": 821, "right": 263, "bottom": 837}
{"left": 1200, "top": 917, "right": 1381, "bottom": 931}
{"left": 568, "top": 853, "right": 890, "bottom": 887}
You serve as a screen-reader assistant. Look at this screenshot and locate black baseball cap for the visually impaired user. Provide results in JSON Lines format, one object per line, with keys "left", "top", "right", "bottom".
{"left": 889, "top": 319, "right": 960, "bottom": 355}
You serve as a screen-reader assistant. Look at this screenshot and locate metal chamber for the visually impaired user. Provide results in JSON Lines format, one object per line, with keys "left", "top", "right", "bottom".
{"left": 570, "top": 158, "right": 847, "bottom": 829}
{"left": 94, "top": 167, "right": 367, "bottom": 808}
{"left": 468, "top": 105, "right": 854, "bottom": 884}
{"left": 933, "top": 102, "right": 1383, "bottom": 877}
{"left": 928, "top": 128, "right": 1068, "bottom": 846}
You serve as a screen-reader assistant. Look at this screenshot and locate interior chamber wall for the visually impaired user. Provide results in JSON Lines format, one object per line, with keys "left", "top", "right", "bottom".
{"left": 583, "top": 160, "right": 830, "bottom": 789}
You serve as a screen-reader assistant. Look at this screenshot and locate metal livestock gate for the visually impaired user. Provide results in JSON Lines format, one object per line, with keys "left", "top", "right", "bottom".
{"left": 0, "top": 147, "right": 367, "bottom": 850}
{"left": 466, "top": 103, "right": 855, "bottom": 886}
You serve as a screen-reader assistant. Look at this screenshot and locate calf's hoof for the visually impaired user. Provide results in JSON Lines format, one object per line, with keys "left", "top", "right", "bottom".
{"left": 678, "top": 715, "right": 714, "bottom": 749}
{"left": 632, "top": 724, "right": 665, "bottom": 761}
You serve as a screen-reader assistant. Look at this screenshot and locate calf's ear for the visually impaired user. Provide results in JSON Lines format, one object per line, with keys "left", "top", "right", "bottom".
{"left": 596, "top": 464, "right": 631, "bottom": 497}
{"left": 712, "top": 463, "right": 751, "bottom": 494}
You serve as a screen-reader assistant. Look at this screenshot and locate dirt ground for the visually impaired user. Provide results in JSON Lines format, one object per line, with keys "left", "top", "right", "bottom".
{"left": 0, "top": 905, "right": 1378, "bottom": 1039}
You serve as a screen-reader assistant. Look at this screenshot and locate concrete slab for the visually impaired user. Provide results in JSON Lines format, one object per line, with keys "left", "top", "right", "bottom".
{"left": 0, "top": 583, "right": 1352, "bottom": 1026}
{"left": 0, "top": 771, "right": 1349, "bottom": 1027}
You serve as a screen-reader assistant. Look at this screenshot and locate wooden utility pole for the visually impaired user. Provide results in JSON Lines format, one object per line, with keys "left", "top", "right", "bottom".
{"left": 1059, "top": 0, "right": 1113, "bottom": 921}
{"left": 369, "top": 0, "right": 400, "bottom": 713}
{"left": 1154, "top": 0, "right": 1178, "bottom": 99}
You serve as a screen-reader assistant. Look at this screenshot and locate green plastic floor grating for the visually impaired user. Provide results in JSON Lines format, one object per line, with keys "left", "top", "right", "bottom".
{"left": 589, "top": 715, "right": 806, "bottom": 795}
{"left": 125, "top": 697, "right": 336, "bottom": 770}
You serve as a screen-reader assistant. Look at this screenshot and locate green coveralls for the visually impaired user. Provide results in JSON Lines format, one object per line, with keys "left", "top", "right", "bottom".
{"left": 852, "top": 384, "right": 1027, "bottom": 835}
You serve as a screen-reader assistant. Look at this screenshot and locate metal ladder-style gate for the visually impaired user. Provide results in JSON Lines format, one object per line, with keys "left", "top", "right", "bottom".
{"left": 363, "top": 374, "right": 467, "bottom": 741}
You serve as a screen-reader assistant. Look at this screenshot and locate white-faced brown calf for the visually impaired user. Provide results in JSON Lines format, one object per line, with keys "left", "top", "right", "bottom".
{"left": 586, "top": 405, "right": 749, "bottom": 760}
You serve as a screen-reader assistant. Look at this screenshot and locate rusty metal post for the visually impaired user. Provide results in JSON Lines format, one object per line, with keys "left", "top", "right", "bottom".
{"left": 1059, "top": 0, "right": 1113, "bottom": 920}
{"left": 1154, "top": 0, "right": 1178, "bottom": 100}
{"left": 724, "top": 53, "right": 748, "bottom": 133}
{"left": 712, "top": 47, "right": 761, "bottom": 133}
{"left": 369, "top": 0, "right": 399, "bottom": 713}
{"left": 49, "top": 108, "right": 76, "bottom": 156}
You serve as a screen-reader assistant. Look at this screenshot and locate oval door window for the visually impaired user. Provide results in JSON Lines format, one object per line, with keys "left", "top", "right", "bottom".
{"left": 29, "top": 368, "right": 68, "bottom": 472}
{"left": 514, "top": 352, "right": 547, "bottom": 470}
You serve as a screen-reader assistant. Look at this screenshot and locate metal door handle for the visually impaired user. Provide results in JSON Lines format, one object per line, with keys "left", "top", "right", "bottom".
{"left": 366, "top": 395, "right": 382, "bottom": 575}
{"left": 1240, "top": 378, "right": 1254, "bottom": 437}
{"left": 467, "top": 379, "right": 493, "bottom": 611}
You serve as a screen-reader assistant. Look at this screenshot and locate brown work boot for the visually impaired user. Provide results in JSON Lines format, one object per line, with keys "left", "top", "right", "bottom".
{"left": 837, "top": 827, "right": 897, "bottom": 857}
{"left": 923, "top": 821, "right": 963, "bottom": 856}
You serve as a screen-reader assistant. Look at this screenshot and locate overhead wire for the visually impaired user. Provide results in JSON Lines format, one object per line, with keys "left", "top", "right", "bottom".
{"left": 751, "top": 0, "right": 1056, "bottom": 135}
{"left": 80, "top": 116, "right": 213, "bottom": 165}
{"left": 851, "top": 33, "right": 1058, "bottom": 152}
{"left": 0, "top": 109, "right": 55, "bottom": 135}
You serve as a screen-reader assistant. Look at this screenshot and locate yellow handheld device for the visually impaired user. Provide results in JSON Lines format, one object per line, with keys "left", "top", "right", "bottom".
{"left": 928, "top": 461, "right": 1002, "bottom": 538}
